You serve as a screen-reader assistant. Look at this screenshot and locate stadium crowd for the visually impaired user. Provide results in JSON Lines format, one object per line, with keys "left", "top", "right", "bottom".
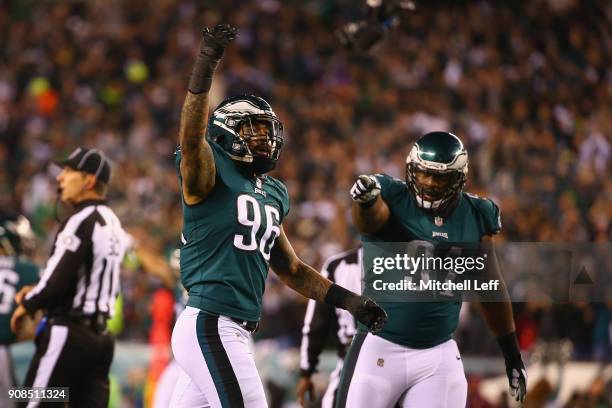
{"left": 1, "top": 0, "right": 610, "bottom": 406}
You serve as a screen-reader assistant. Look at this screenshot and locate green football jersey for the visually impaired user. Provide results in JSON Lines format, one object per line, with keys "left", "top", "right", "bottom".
{"left": 0, "top": 255, "right": 39, "bottom": 345}
{"left": 363, "top": 174, "right": 501, "bottom": 348}
{"left": 175, "top": 140, "right": 290, "bottom": 321}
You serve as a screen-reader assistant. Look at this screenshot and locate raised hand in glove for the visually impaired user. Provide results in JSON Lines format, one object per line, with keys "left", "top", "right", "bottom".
{"left": 189, "top": 24, "right": 238, "bottom": 94}
{"left": 199, "top": 24, "right": 238, "bottom": 59}
{"left": 350, "top": 175, "right": 381, "bottom": 207}
{"left": 324, "top": 283, "right": 388, "bottom": 335}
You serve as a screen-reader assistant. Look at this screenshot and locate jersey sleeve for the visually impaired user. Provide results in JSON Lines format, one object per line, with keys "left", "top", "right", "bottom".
{"left": 374, "top": 174, "right": 407, "bottom": 206}
{"left": 279, "top": 181, "right": 290, "bottom": 219}
{"left": 475, "top": 197, "right": 502, "bottom": 236}
{"left": 209, "top": 139, "right": 240, "bottom": 180}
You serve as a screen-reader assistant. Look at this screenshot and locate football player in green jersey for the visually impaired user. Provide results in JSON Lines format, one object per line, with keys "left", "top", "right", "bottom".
{"left": 170, "top": 24, "right": 387, "bottom": 407}
{"left": 336, "top": 131, "right": 527, "bottom": 407}
{"left": 0, "top": 215, "right": 39, "bottom": 400}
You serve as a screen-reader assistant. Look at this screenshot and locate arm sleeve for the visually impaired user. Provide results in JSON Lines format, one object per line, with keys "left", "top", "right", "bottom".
{"left": 280, "top": 182, "right": 290, "bottom": 219}
{"left": 298, "top": 266, "right": 339, "bottom": 376}
{"left": 21, "top": 220, "right": 92, "bottom": 313}
{"left": 375, "top": 173, "right": 407, "bottom": 204}
{"left": 480, "top": 198, "right": 502, "bottom": 236}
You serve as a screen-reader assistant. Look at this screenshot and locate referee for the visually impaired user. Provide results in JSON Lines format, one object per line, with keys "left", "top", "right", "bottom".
{"left": 296, "top": 247, "right": 362, "bottom": 408}
{"left": 10, "top": 147, "right": 128, "bottom": 407}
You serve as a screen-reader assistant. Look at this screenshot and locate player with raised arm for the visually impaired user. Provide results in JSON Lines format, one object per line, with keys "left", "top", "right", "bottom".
{"left": 336, "top": 132, "right": 527, "bottom": 407}
{"left": 170, "top": 24, "right": 387, "bottom": 407}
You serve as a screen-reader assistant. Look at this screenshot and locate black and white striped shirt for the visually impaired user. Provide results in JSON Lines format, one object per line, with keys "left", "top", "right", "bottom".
{"left": 22, "top": 199, "right": 127, "bottom": 318}
{"left": 299, "top": 247, "right": 362, "bottom": 376}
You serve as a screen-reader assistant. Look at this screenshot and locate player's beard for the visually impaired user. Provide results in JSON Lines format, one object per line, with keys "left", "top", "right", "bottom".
{"left": 252, "top": 156, "right": 275, "bottom": 174}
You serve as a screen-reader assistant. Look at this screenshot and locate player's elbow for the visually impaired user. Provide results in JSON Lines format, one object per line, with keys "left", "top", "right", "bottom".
{"left": 283, "top": 257, "right": 302, "bottom": 279}
{"left": 274, "top": 258, "right": 302, "bottom": 285}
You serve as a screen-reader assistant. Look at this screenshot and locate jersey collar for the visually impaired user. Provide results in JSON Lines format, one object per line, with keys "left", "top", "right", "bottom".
{"left": 74, "top": 199, "right": 107, "bottom": 211}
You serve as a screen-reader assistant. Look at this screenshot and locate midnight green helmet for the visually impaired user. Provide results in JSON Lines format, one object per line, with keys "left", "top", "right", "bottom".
{"left": 406, "top": 131, "right": 468, "bottom": 213}
{"left": 207, "top": 95, "right": 283, "bottom": 174}
{"left": 0, "top": 214, "right": 35, "bottom": 256}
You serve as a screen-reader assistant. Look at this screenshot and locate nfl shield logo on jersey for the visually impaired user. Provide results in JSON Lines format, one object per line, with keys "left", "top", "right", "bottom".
{"left": 254, "top": 178, "right": 267, "bottom": 197}
{"left": 434, "top": 216, "right": 444, "bottom": 227}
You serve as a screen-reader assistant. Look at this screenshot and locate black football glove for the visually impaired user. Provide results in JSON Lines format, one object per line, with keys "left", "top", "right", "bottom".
{"left": 324, "top": 284, "right": 387, "bottom": 335}
{"left": 505, "top": 360, "right": 527, "bottom": 403}
{"left": 336, "top": 1, "right": 416, "bottom": 54}
{"left": 200, "top": 24, "right": 238, "bottom": 59}
{"left": 350, "top": 175, "right": 381, "bottom": 207}
{"left": 348, "top": 296, "right": 388, "bottom": 335}
{"left": 336, "top": 20, "right": 387, "bottom": 53}
{"left": 189, "top": 24, "right": 238, "bottom": 94}
{"left": 498, "top": 332, "right": 527, "bottom": 403}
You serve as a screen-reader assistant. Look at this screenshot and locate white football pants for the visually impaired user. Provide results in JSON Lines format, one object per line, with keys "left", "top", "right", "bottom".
{"left": 153, "top": 360, "right": 182, "bottom": 408}
{"left": 170, "top": 306, "right": 267, "bottom": 408}
{"left": 336, "top": 333, "right": 467, "bottom": 408}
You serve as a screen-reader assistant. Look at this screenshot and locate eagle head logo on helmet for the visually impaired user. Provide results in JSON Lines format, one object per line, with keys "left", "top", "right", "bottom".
{"left": 207, "top": 95, "right": 284, "bottom": 174}
{"left": 406, "top": 131, "right": 468, "bottom": 215}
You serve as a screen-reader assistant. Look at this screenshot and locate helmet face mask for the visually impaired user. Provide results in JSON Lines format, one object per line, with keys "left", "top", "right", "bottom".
{"left": 406, "top": 132, "right": 468, "bottom": 214}
{"left": 237, "top": 115, "right": 283, "bottom": 170}
{"left": 209, "top": 95, "right": 284, "bottom": 174}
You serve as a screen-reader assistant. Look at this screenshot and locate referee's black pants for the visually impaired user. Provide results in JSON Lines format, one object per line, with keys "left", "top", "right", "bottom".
{"left": 19, "top": 320, "right": 114, "bottom": 408}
